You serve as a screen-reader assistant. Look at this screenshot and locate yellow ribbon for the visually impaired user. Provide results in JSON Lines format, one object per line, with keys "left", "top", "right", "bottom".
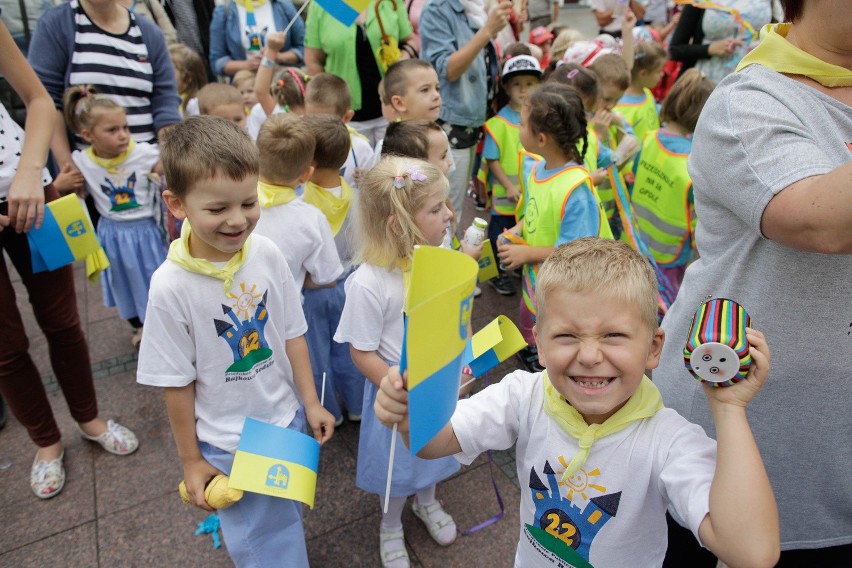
{"left": 301, "top": 179, "right": 353, "bottom": 236}
{"left": 166, "top": 221, "right": 251, "bottom": 294}
{"left": 542, "top": 371, "right": 663, "bottom": 482}
{"left": 84, "top": 140, "right": 136, "bottom": 175}
{"left": 232, "top": 0, "right": 267, "bottom": 9}
{"left": 736, "top": 23, "right": 852, "bottom": 87}
{"left": 257, "top": 180, "right": 298, "bottom": 208}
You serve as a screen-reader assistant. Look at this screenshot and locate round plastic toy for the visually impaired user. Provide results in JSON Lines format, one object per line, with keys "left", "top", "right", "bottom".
{"left": 683, "top": 298, "right": 752, "bottom": 387}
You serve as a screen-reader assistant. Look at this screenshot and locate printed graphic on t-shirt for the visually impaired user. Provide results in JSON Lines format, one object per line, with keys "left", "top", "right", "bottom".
{"left": 525, "top": 457, "right": 622, "bottom": 567}
{"left": 214, "top": 282, "right": 275, "bottom": 381}
{"left": 100, "top": 171, "right": 141, "bottom": 211}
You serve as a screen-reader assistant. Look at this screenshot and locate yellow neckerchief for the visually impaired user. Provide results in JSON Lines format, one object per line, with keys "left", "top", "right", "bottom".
{"left": 84, "top": 140, "right": 136, "bottom": 175}
{"left": 302, "top": 178, "right": 353, "bottom": 236}
{"left": 232, "top": 0, "right": 267, "bottom": 9}
{"left": 542, "top": 370, "right": 663, "bottom": 482}
{"left": 736, "top": 23, "right": 852, "bottom": 87}
{"left": 166, "top": 220, "right": 251, "bottom": 294}
{"left": 257, "top": 180, "right": 298, "bottom": 208}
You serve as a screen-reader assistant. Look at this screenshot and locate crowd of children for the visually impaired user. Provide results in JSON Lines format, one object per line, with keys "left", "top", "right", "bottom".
{"left": 4, "top": 3, "right": 794, "bottom": 567}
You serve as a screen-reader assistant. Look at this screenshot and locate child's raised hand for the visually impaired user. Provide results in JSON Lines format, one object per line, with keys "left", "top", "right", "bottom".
{"left": 622, "top": 8, "right": 637, "bottom": 32}
{"left": 374, "top": 366, "right": 410, "bottom": 434}
{"left": 265, "top": 31, "right": 286, "bottom": 54}
{"left": 305, "top": 402, "right": 335, "bottom": 445}
{"left": 704, "top": 328, "right": 771, "bottom": 409}
{"left": 460, "top": 239, "right": 483, "bottom": 260}
{"left": 182, "top": 457, "right": 223, "bottom": 512}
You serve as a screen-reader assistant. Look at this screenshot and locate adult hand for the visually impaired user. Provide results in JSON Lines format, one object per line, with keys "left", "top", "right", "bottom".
{"left": 708, "top": 38, "right": 743, "bottom": 57}
{"left": 484, "top": 0, "right": 512, "bottom": 38}
{"left": 265, "top": 31, "right": 286, "bottom": 54}
{"left": 2, "top": 167, "right": 45, "bottom": 233}
{"left": 245, "top": 52, "right": 262, "bottom": 71}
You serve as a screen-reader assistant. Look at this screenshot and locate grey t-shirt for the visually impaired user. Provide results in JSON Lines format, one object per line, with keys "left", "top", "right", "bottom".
{"left": 653, "top": 64, "right": 852, "bottom": 549}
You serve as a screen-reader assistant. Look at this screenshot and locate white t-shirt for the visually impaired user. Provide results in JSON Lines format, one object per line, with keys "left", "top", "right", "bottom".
{"left": 0, "top": 103, "right": 52, "bottom": 202}
{"left": 246, "top": 102, "right": 286, "bottom": 141}
{"left": 237, "top": 2, "right": 276, "bottom": 53}
{"left": 72, "top": 142, "right": 160, "bottom": 221}
{"left": 452, "top": 371, "right": 716, "bottom": 567}
{"left": 137, "top": 235, "right": 308, "bottom": 452}
{"left": 254, "top": 198, "right": 343, "bottom": 290}
{"left": 334, "top": 263, "right": 404, "bottom": 363}
{"left": 589, "top": 0, "right": 647, "bottom": 33}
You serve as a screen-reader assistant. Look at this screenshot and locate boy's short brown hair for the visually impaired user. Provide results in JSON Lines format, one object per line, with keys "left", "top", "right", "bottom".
{"left": 301, "top": 114, "right": 351, "bottom": 171}
{"left": 535, "top": 238, "right": 659, "bottom": 335}
{"left": 381, "top": 120, "right": 443, "bottom": 161}
{"left": 589, "top": 54, "right": 630, "bottom": 91}
{"left": 197, "top": 83, "right": 244, "bottom": 114}
{"left": 256, "top": 114, "right": 316, "bottom": 184}
{"left": 161, "top": 116, "right": 258, "bottom": 198}
{"left": 305, "top": 73, "right": 351, "bottom": 117}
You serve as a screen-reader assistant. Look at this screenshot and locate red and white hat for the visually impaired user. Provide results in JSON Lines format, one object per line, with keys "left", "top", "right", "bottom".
{"left": 560, "top": 40, "right": 616, "bottom": 67}
{"left": 529, "top": 26, "right": 554, "bottom": 45}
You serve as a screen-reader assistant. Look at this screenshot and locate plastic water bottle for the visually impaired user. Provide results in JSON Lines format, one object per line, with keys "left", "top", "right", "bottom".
{"left": 463, "top": 217, "right": 488, "bottom": 247}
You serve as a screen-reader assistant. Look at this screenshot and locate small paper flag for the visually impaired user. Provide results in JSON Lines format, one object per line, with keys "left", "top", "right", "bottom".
{"left": 315, "top": 0, "right": 371, "bottom": 27}
{"left": 27, "top": 194, "right": 104, "bottom": 273}
{"left": 463, "top": 316, "right": 527, "bottom": 377}
{"left": 405, "top": 246, "right": 479, "bottom": 454}
{"left": 477, "top": 240, "right": 499, "bottom": 282}
{"left": 229, "top": 417, "right": 320, "bottom": 508}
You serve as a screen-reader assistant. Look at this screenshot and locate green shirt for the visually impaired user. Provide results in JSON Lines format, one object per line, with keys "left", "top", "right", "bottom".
{"left": 305, "top": 0, "right": 413, "bottom": 111}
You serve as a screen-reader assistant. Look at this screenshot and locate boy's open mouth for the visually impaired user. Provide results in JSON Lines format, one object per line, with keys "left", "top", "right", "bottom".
{"left": 571, "top": 377, "right": 613, "bottom": 389}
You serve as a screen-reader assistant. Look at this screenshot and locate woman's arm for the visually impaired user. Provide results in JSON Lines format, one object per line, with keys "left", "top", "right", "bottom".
{"left": 278, "top": 1, "right": 305, "bottom": 65}
{"left": 147, "top": 0, "right": 179, "bottom": 45}
{"left": 667, "top": 5, "right": 709, "bottom": 66}
{"left": 446, "top": 2, "right": 511, "bottom": 82}
{"left": 138, "top": 19, "right": 182, "bottom": 136}
{"left": 304, "top": 47, "right": 326, "bottom": 76}
{"left": 0, "top": 20, "right": 54, "bottom": 233}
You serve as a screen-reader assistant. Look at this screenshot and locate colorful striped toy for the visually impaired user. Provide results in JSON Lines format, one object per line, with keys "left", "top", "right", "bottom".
{"left": 683, "top": 298, "right": 752, "bottom": 387}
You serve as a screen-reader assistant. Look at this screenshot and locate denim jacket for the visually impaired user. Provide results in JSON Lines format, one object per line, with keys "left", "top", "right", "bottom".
{"left": 208, "top": 0, "right": 305, "bottom": 77}
{"left": 419, "top": 0, "right": 497, "bottom": 127}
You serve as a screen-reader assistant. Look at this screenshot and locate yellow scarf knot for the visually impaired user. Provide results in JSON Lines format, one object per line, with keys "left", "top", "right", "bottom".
{"left": 542, "top": 371, "right": 663, "bottom": 482}
{"left": 736, "top": 24, "right": 852, "bottom": 87}
{"left": 84, "top": 140, "right": 136, "bottom": 174}
{"left": 302, "top": 179, "right": 353, "bottom": 236}
{"left": 166, "top": 221, "right": 251, "bottom": 294}
{"left": 257, "top": 180, "right": 297, "bottom": 208}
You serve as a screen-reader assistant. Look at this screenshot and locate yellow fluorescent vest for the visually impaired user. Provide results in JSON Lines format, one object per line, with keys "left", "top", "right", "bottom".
{"left": 520, "top": 161, "right": 612, "bottom": 314}
{"left": 631, "top": 130, "right": 694, "bottom": 266}
{"left": 483, "top": 114, "right": 523, "bottom": 217}
{"left": 615, "top": 88, "right": 660, "bottom": 143}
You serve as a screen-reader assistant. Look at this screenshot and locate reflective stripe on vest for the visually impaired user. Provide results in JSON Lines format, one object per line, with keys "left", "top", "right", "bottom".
{"left": 631, "top": 130, "right": 693, "bottom": 266}
{"left": 484, "top": 114, "right": 522, "bottom": 216}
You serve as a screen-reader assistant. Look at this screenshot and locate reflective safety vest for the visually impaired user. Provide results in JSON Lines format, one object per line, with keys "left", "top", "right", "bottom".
{"left": 581, "top": 129, "right": 616, "bottom": 220}
{"left": 631, "top": 130, "right": 695, "bottom": 267}
{"left": 483, "top": 113, "right": 523, "bottom": 217}
{"left": 519, "top": 158, "right": 613, "bottom": 314}
{"left": 614, "top": 88, "right": 660, "bottom": 143}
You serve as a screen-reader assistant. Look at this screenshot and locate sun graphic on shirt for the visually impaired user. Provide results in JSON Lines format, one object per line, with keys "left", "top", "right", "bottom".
{"left": 556, "top": 455, "right": 606, "bottom": 503}
{"left": 231, "top": 282, "right": 263, "bottom": 320}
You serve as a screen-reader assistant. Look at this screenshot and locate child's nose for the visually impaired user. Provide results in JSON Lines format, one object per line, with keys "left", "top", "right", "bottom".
{"left": 577, "top": 340, "right": 603, "bottom": 366}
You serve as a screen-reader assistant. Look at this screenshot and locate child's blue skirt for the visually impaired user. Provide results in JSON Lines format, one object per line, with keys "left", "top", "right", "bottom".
{"left": 97, "top": 217, "right": 167, "bottom": 322}
{"left": 357, "top": 375, "right": 460, "bottom": 497}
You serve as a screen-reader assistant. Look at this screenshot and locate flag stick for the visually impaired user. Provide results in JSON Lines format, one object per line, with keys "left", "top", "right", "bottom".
{"left": 384, "top": 424, "right": 397, "bottom": 514}
{"left": 320, "top": 372, "right": 327, "bottom": 406}
{"left": 282, "top": 0, "right": 313, "bottom": 36}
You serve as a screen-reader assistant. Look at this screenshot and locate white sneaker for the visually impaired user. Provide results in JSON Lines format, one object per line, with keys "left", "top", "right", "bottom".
{"left": 379, "top": 525, "right": 409, "bottom": 568}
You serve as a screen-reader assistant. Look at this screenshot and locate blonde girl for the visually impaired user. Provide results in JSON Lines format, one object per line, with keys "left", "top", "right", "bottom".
{"left": 167, "top": 44, "right": 207, "bottom": 116}
{"left": 334, "top": 156, "right": 460, "bottom": 568}
{"left": 63, "top": 86, "right": 167, "bottom": 347}
{"left": 615, "top": 39, "right": 667, "bottom": 141}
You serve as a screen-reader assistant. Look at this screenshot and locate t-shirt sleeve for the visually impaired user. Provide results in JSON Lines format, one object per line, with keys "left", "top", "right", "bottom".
{"left": 690, "top": 79, "right": 837, "bottom": 235}
{"left": 656, "top": 416, "right": 717, "bottom": 544}
{"left": 136, "top": 272, "right": 198, "bottom": 387}
{"left": 482, "top": 121, "right": 500, "bottom": 161}
{"left": 451, "top": 372, "right": 524, "bottom": 465}
{"left": 333, "top": 270, "right": 384, "bottom": 351}
{"left": 556, "top": 182, "right": 601, "bottom": 245}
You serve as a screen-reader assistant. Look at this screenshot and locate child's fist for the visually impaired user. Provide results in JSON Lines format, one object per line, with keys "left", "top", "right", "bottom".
{"left": 265, "top": 31, "right": 286, "bottom": 54}
{"left": 704, "top": 328, "right": 771, "bottom": 408}
{"left": 374, "top": 366, "right": 410, "bottom": 433}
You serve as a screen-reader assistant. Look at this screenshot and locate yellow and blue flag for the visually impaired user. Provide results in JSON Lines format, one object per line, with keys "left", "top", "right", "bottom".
{"left": 463, "top": 316, "right": 527, "bottom": 378}
{"left": 315, "top": 0, "right": 371, "bottom": 27}
{"left": 477, "top": 240, "right": 499, "bottom": 283}
{"left": 27, "top": 194, "right": 104, "bottom": 273}
{"left": 404, "top": 245, "right": 479, "bottom": 454}
{"left": 228, "top": 418, "right": 320, "bottom": 508}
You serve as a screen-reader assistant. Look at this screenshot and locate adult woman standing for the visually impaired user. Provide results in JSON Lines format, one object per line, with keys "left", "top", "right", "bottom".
{"left": 654, "top": 0, "right": 852, "bottom": 565}
{"left": 0, "top": 17, "right": 138, "bottom": 500}
{"left": 419, "top": 0, "right": 510, "bottom": 220}
{"left": 668, "top": 0, "right": 775, "bottom": 84}
{"left": 208, "top": 0, "right": 305, "bottom": 79}
{"left": 304, "top": 0, "right": 414, "bottom": 146}
{"left": 28, "top": 0, "right": 181, "bottom": 178}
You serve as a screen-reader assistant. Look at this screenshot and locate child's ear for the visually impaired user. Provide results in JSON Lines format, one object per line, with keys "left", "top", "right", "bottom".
{"left": 645, "top": 327, "right": 666, "bottom": 371}
{"left": 80, "top": 128, "right": 94, "bottom": 144}
{"left": 343, "top": 109, "right": 355, "bottom": 123}
{"left": 536, "top": 131, "right": 549, "bottom": 148}
{"left": 297, "top": 164, "right": 316, "bottom": 184}
{"left": 390, "top": 94, "right": 406, "bottom": 114}
{"left": 532, "top": 324, "right": 547, "bottom": 370}
{"left": 162, "top": 189, "right": 187, "bottom": 220}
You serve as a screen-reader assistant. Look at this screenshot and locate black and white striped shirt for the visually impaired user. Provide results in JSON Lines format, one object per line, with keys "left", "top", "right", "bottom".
{"left": 69, "top": 0, "right": 155, "bottom": 148}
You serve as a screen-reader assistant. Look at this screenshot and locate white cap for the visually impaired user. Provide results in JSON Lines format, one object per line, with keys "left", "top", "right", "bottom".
{"left": 501, "top": 55, "right": 543, "bottom": 83}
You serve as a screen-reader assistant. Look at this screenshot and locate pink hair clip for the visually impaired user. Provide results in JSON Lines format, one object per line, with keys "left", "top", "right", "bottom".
{"left": 406, "top": 165, "right": 427, "bottom": 183}
{"left": 566, "top": 69, "right": 580, "bottom": 80}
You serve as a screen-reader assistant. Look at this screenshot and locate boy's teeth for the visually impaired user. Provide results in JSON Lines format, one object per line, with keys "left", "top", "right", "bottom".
{"left": 574, "top": 377, "right": 611, "bottom": 388}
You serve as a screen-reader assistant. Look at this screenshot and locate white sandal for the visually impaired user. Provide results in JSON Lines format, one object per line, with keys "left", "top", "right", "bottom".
{"left": 31, "top": 450, "right": 65, "bottom": 499}
{"left": 77, "top": 420, "right": 139, "bottom": 456}
{"left": 379, "top": 525, "right": 410, "bottom": 568}
{"left": 412, "top": 499, "right": 457, "bottom": 546}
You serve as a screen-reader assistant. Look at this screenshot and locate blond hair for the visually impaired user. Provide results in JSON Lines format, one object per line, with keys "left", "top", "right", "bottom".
{"left": 660, "top": 69, "right": 715, "bottom": 133}
{"left": 62, "top": 85, "right": 122, "bottom": 133}
{"left": 589, "top": 53, "right": 630, "bottom": 90}
{"left": 160, "top": 116, "right": 258, "bottom": 198}
{"left": 232, "top": 69, "right": 257, "bottom": 86}
{"left": 535, "top": 237, "right": 659, "bottom": 335}
{"left": 551, "top": 29, "right": 584, "bottom": 63}
{"left": 168, "top": 44, "right": 207, "bottom": 105}
{"left": 197, "top": 83, "right": 244, "bottom": 114}
{"left": 305, "top": 73, "right": 351, "bottom": 117}
{"left": 355, "top": 156, "right": 449, "bottom": 270}
{"left": 256, "top": 114, "right": 316, "bottom": 184}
